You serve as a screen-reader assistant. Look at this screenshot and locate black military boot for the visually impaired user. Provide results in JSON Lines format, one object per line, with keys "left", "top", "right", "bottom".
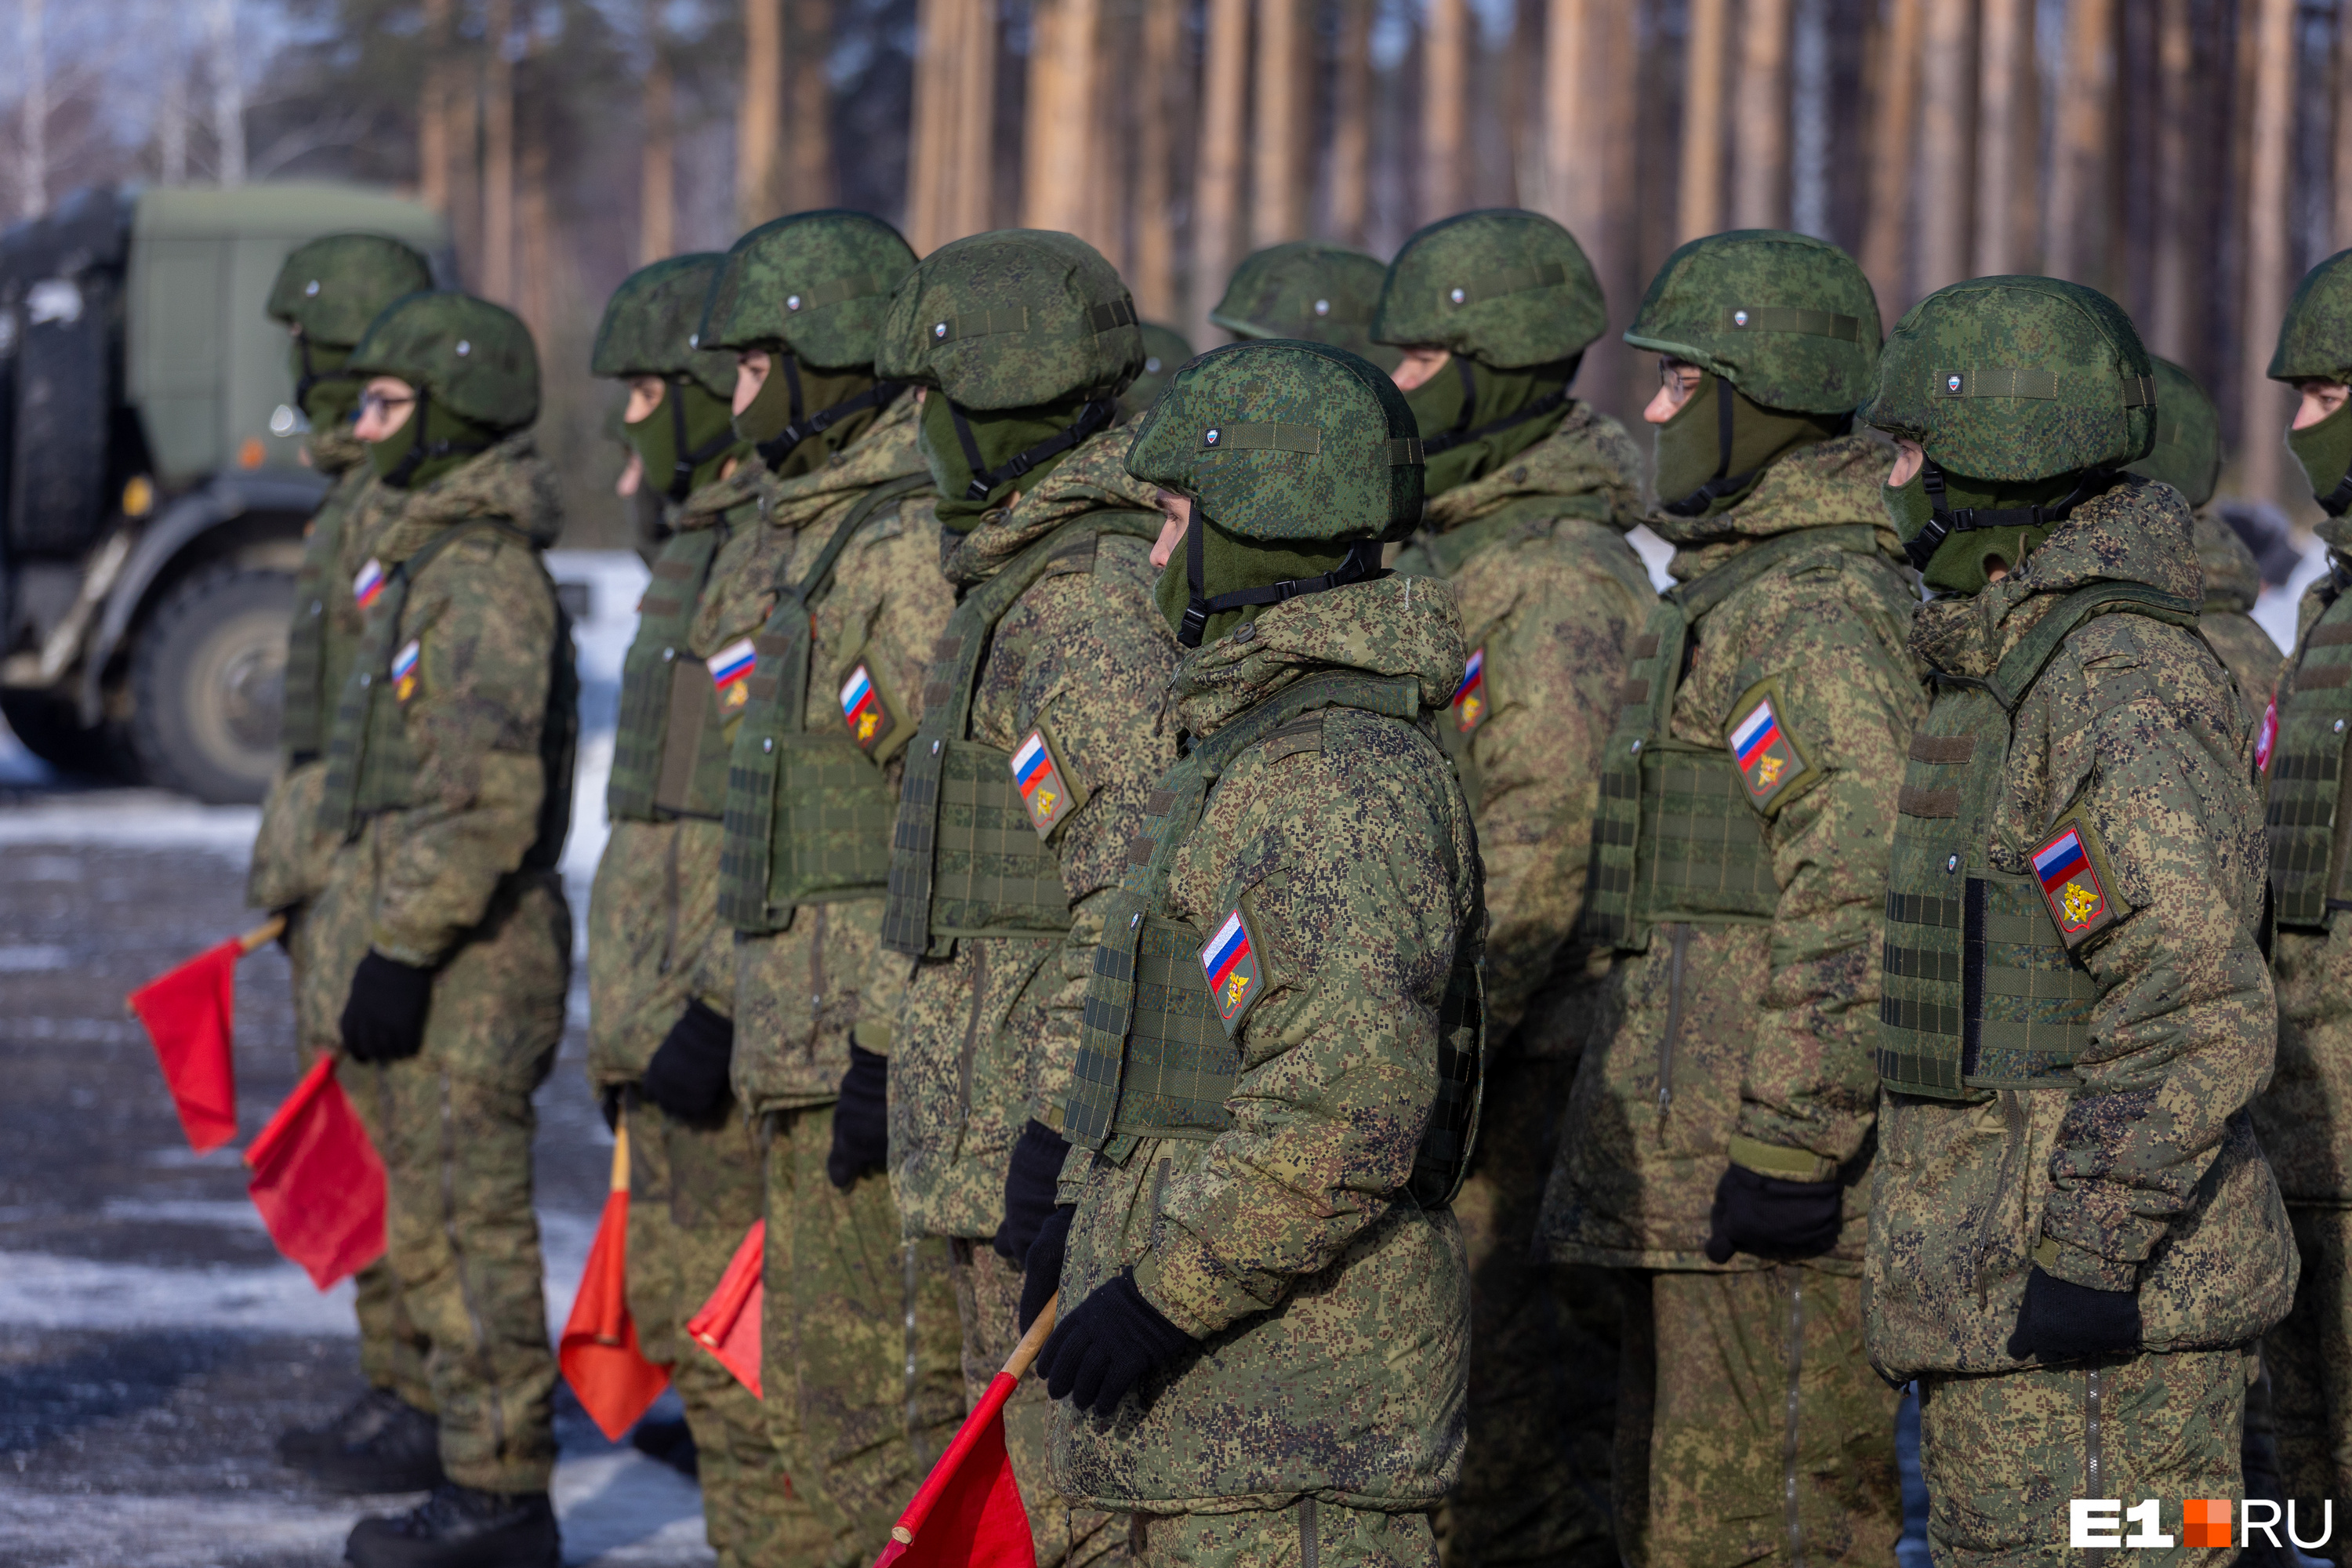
{"left": 285, "top": 1390, "right": 446, "bottom": 1494}
{"left": 344, "top": 1483, "right": 561, "bottom": 1568}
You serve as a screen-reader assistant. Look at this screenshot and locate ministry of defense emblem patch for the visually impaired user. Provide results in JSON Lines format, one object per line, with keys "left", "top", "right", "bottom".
{"left": 1010, "top": 728, "right": 1072, "bottom": 839}
{"left": 391, "top": 639, "right": 421, "bottom": 703}
{"left": 706, "top": 637, "right": 757, "bottom": 710}
{"left": 838, "top": 662, "right": 896, "bottom": 755}
{"left": 2031, "top": 818, "right": 2123, "bottom": 948}
{"left": 1727, "top": 683, "right": 1811, "bottom": 812}
{"left": 1200, "top": 908, "right": 1262, "bottom": 1036}
{"left": 1453, "top": 646, "right": 1488, "bottom": 734}
{"left": 353, "top": 557, "right": 387, "bottom": 612}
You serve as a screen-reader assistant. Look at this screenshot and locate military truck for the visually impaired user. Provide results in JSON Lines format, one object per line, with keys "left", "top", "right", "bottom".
{"left": 0, "top": 182, "right": 449, "bottom": 802}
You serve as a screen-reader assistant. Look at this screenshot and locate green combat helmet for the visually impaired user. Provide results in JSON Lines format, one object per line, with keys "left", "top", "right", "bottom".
{"left": 2271, "top": 249, "right": 2352, "bottom": 513}
{"left": 2126, "top": 356, "right": 2223, "bottom": 511}
{"left": 1860, "top": 275, "right": 2157, "bottom": 590}
{"left": 591, "top": 253, "right": 746, "bottom": 503}
{"left": 1120, "top": 321, "right": 1195, "bottom": 420}
{"left": 266, "top": 233, "right": 434, "bottom": 429}
{"left": 1371, "top": 209, "right": 1606, "bottom": 493}
{"left": 347, "top": 290, "right": 539, "bottom": 489}
{"left": 1211, "top": 241, "right": 1399, "bottom": 372}
{"left": 877, "top": 229, "right": 1144, "bottom": 527}
{"left": 1126, "top": 339, "right": 1424, "bottom": 646}
{"left": 1624, "top": 229, "right": 1882, "bottom": 517}
{"left": 699, "top": 209, "right": 919, "bottom": 471}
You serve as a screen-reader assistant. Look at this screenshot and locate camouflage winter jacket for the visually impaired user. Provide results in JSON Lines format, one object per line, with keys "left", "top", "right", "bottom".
{"left": 887, "top": 426, "right": 1180, "bottom": 1240}
{"left": 2191, "top": 508, "right": 2281, "bottom": 726}
{"left": 584, "top": 462, "right": 761, "bottom": 1090}
{"left": 1539, "top": 435, "right": 1922, "bottom": 1273}
{"left": 1390, "top": 401, "right": 1650, "bottom": 1050}
{"left": 1049, "top": 571, "right": 1480, "bottom": 1514}
{"left": 1867, "top": 478, "right": 2294, "bottom": 1376}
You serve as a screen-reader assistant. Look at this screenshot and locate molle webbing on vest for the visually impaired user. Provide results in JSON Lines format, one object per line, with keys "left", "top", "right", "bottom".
{"left": 880, "top": 510, "right": 1162, "bottom": 957}
{"left": 1875, "top": 582, "right": 2198, "bottom": 1098}
{"left": 1582, "top": 525, "right": 1880, "bottom": 951}
{"left": 2270, "top": 595, "right": 2352, "bottom": 929}
{"left": 607, "top": 527, "right": 727, "bottom": 822}
{"left": 717, "top": 474, "right": 929, "bottom": 934}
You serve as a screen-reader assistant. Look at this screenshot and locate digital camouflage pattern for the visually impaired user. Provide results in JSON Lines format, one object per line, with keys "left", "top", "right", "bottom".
{"left": 1916, "top": 1348, "right": 2253, "bottom": 1566}
{"left": 1373, "top": 209, "right": 1606, "bottom": 368}
{"left": 1127, "top": 1502, "right": 1441, "bottom": 1568}
{"left": 1120, "top": 323, "right": 1195, "bottom": 420}
{"left": 1622, "top": 230, "right": 1882, "bottom": 414}
{"left": 1208, "top": 241, "right": 1400, "bottom": 372}
{"left": 889, "top": 426, "right": 1180, "bottom": 1240}
{"left": 296, "top": 434, "right": 573, "bottom": 1491}
{"left": 1859, "top": 276, "right": 2158, "bottom": 483}
{"left": 1126, "top": 340, "right": 1423, "bottom": 543}
{"left": 347, "top": 291, "right": 540, "bottom": 430}
{"left": 1049, "top": 570, "right": 1479, "bottom": 1515}
{"left": 876, "top": 230, "right": 1145, "bottom": 410}
{"left": 2268, "top": 247, "right": 2352, "bottom": 382}
{"left": 2191, "top": 509, "right": 2281, "bottom": 725}
{"left": 2259, "top": 1205, "right": 2352, "bottom": 1536}
{"left": 267, "top": 233, "right": 434, "bottom": 347}
{"left": 1867, "top": 481, "right": 2295, "bottom": 1378}
{"left": 697, "top": 209, "right": 920, "bottom": 368}
{"left": 1541, "top": 435, "right": 1922, "bottom": 1272}
{"left": 1616, "top": 1269, "right": 1900, "bottom": 1568}
{"left": 2129, "top": 356, "right": 2223, "bottom": 510}
{"left": 590, "top": 253, "right": 739, "bottom": 395}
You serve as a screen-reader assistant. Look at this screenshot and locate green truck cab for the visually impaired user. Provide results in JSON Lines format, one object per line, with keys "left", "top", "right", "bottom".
{"left": 0, "top": 182, "right": 448, "bottom": 801}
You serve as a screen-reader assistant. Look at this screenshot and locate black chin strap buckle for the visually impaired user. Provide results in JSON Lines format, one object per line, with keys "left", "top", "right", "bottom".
{"left": 952, "top": 397, "right": 1116, "bottom": 505}
{"left": 1903, "top": 459, "right": 2114, "bottom": 571}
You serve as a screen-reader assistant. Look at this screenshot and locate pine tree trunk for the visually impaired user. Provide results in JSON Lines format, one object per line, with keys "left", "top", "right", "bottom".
{"left": 1192, "top": 0, "right": 1250, "bottom": 337}
{"left": 1129, "top": 0, "right": 1181, "bottom": 318}
{"left": 1329, "top": 0, "right": 1373, "bottom": 246}
{"left": 952, "top": 0, "right": 996, "bottom": 239}
{"left": 1022, "top": 0, "right": 1100, "bottom": 241}
{"left": 2045, "top": 0, "right": 2113, "bottom": 285}
{"left": 2242, "top": 0, "right": 2296, "bottom": 503}
{"left": 1974, "top": 0, "right": 2024, "bottom": 276}
{"left": 906, "top": 0, "right": 952, "bottom": 252}
{"left": 1914, "top": 0, "right": 1973, "bottom": 295}
{"left": 2147, "top": 0, "right": 2192, "bottom": 357}
{"left": 418, "top": 0, "right": 450, "bottom": 218}
{"left": 1679, "top": 0, "right": 1729, "bottom": 242}
{"left": 481, "top": 0, "right": 515, "bottom": 304}
{"left": 641, "top": 16, "right": 675, "bottom": 266}
{"left": 1729, "top": 0, "right": 1789, "bottom": 230}
{"left": 737, "top": 0, "right": 784, "bottom": 227}
{"left": 1253, "top": 0, "right": 1305, "bottom": 246}
{"left": 789, "top": 0, "right": 834, "bottom": 209}
{"left": 1860, "top": 0, "right": 1921, "bottom": 311}
{"left": 1423, "top": 0, "right": 1468, "bottom": 225}
{"left": 2335, "top": 2, "right": 2352, "bottom": 250}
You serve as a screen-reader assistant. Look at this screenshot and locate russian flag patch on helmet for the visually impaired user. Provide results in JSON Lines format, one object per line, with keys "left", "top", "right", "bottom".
{"left": 1200, "top": 908, "right": 1263, "bottom": 1036}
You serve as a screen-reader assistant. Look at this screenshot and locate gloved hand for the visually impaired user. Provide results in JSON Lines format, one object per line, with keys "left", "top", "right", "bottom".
{"left": 1037, "top": 1270, "right": 1195, "bottom": 1417}
{"left": 1702, "top": 1163, "right": 1842, "bottom": 1264}
{"left": 2007, "top": 1265, "right": 2142, "bottom": 1362}
{"left": 643, "top": 1001, "right": 735, "bottom": 1123}
{"left": 1020, "top": 1205, "right": 1073, "bottom": 1334}
{"left": 340, "top": 950, "right": 437, "bottom": 1063}
{"left": 994, "top": 1118, "right": 1073, "bottom": 1261}
{"left": 826, "top": 1043, "right": 889, "bottom": 1190}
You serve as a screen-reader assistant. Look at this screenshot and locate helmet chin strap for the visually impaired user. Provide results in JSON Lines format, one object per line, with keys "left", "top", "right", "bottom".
{"left": 1177, "top": 510, "right": 1384, "bottom": 649}
{"left": 1417, "top": 354, "right": 1576, "bottom": 458}
{"left": 1900, "top": 458, "right": 2118, "bottom": 572}
{"left": 664, "top": 375, "right": 739, "bottom": 503}
{"left": 946, "top": 396, "right": 1118, "bottom": 503}
{"left": 295, "top": 338, "right": 358, "bottom": 421}
{"left": 1658, "top": 373, "right": 1853, "bottom": 517}
{"left": 753, "top": 352, "right": 906, "bottom": 471}
{"left": 380, "top": 387, "right": 491, "bottom": 490}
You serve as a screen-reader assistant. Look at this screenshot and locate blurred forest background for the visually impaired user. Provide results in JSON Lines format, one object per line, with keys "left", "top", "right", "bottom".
{"left": 5, "top": 0, "right": 2349, "bottom": 546}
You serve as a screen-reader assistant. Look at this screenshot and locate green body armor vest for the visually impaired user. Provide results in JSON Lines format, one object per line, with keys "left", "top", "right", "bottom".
{"left": 1583, "top": 526, "right": 1878, "bottom": 952}
{"left": 607, "top": 521, "right": 737, "bottom": 823}
{"left": 2269, "top": 564, "right": 2352, "bottom": 931}
{"left": 318, "top": 519, "right": 579, "bottom": 869}
{"left": 1876, "top": 583, "right": 2199, "bottom": 1099}
{"left": 880, "top": 510, "right": 1160, "bottom": 959}
{"left": 717, "top": 474, "right": 930, "bottom": 934}
{"left": 1058, "top": 669, "right": 1485, "bottom": 1205}
{"left": 280, "top": 471, "right": 370, "bottom": 768}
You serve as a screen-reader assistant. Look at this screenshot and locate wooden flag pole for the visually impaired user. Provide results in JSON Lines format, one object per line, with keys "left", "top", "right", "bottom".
{"left": 239, "top": 914, "right": 289, "bottom": 954}
{"left": 885, "top": 1291, "right": 1061, "bottom": 1552}
{"left": 1001, "top": 1291, "right": 1058, "bottom": 1382}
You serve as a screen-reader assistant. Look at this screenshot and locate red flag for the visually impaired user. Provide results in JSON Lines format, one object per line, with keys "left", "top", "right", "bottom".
{"left": 559, "top": 1125, "right": 672, "bottom": 1440}
{"left": 245, "top": 1054, "right": 387, "bottom": 1289}
{"left": 685, "top": 1220, "right": 764, "bottom": 1398}
{"left": 869, "top": 1294, "right": 1058, "bottom": 1568}
{"left": 128, "top": 940, "right": 240, "bottom": 1151}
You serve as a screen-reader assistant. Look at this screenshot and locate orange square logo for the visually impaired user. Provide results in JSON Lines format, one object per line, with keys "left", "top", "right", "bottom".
{"left": 2183, "top": 1498, "right": 2230, "bottom": 1548}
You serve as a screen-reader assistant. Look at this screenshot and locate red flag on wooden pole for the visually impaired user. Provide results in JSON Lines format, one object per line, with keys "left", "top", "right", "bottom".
{"left": 684, "top": 1219, "right": 764, "bottom": 1398}
{"left": 558, "top": 1123, "right": 672, "bottom": 1440}
{"left": 125, "top": 916, "right": 283, "bottom": 1152}
{"left": 869, "top": 1293, "right": 1057, "bottom": 1568}
{"left": 245, "top": 1051, "right": 386, "bottom": 1289}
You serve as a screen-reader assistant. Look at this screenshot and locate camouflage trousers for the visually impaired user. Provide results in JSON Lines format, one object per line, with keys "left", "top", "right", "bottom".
{"left": 950, "top": 1239, "right": 1124, "bottom": 1568}
{"left": 2258, "top": 1204, "right": 2352, "bottom": 1565}
{"left": 1615, "top": 1265, "right": 1900, "bottom": 1567}
{"left": 764, "top": 1102, "right": 967, "bottom": 1568}
{"left": 626, "top": 1101, "right": 790, "bottom": 1568}
{"left": 1126, "top": 1501, "right": 1439, "bottom": 1568}
{"left": 1917, "top": 1346, "right": 2254, "bottom": 1566}
{"left": 1436, "top": 1054, "right": 1619, "bottom": 1568}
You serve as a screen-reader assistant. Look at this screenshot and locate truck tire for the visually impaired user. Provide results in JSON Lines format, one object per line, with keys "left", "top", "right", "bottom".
{"left": 129, "top": 564, "right": 292, "bottom": 804}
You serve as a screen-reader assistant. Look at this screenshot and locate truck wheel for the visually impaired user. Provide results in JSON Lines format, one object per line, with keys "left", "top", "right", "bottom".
{"left": 129, "top": 564, "right": 292, "bottom": 804}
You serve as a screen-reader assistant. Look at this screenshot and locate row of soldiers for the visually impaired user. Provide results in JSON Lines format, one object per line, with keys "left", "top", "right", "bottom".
{"left": 243, "top": 201, "right": 2352, "bottom": 1568}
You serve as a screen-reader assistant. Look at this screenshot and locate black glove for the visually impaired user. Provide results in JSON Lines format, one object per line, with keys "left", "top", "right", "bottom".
{"left": 340, "top": 950, "right": 437, "bottom": 1063}
{"left": 1020, "top": 1205, "right": 1073, "bottom": 1335}
{"left": 643, "top": 1001, "right": 735, "bottom": 1123}
{"left": 826, "top": 1043, "right": 889, "bottom": 1190}
{"left": 1702, "top": 1163, "right": 1842, "bottom": 1264}
{"left": 1037, "top": 1270, "right": 1195, "bottom": 1418}
{"left": 994, "top": 1119, "right": 1073, "bottom": 1261}
{"left": 2008, "top": 1265, "right": 2142, "bottom": 1362}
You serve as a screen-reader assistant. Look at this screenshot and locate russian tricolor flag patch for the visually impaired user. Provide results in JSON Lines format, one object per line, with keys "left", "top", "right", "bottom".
{"left": 706, "top": 638, "right": 757, "bottom": 709}
{"left": 352, "top": 558, "right": 387, "bottom": 612}
{"left": 2031, "top": 818, "right": 2118, "bottom": 944}
{"left": 1729, "top": 689, "right": 1805, "bottom": 808}
{"left": 1009, "top": 728, "right": 1071, "bottom": 839}
{"left": 1453, "top": 646, "right": 1487, "bottom": 735}
{"left": 837, "top": 662, "right": 895, "bottom": 753}
{"left": 1199, "top": 908, "right": 1263, "bottom": 1035}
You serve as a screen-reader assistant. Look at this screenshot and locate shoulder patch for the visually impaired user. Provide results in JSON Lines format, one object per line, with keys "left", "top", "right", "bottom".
{"left": 1200, "top": 906, "right": 1264, "bottom": 1037}
{"left": 2030, "top": 812, "right": 2131, "bottom": 949}
{"left": 837, "top": 660, "right": 904, "bottom": 759}
{"left": 391, "top": 639, "right": 422, "bottom": 703}
{"left": 706, "top": 637, "right": 757, "bottom": 711}
{"left": 1010, "top": 726, "right": 1078, "bottom": 838}
{"left": 1726, "top": 676, "right": 1818, "bottom": 815}
{"left": 1452, "top": 646, "right": 1489, "bottom": 735}
{"left": 353, "top": 557, "right": 387, "bottom": 611}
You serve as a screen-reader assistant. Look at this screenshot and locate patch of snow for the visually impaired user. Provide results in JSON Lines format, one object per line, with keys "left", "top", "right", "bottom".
{"left": 0, "top": 1250, "right": 361, "bottom": 1335}
{"left": 0, "top": 943, "right": 71, "bottom": 971}
{"left": 0, "top": 791, "right": 260, "bottom": 855}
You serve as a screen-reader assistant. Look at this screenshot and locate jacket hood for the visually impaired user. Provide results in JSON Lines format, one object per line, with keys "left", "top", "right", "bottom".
{"left": 1420, "top": 399, "right": 1641, "bottom": 537}
{"left": 2192, "top": 507, "right": 2263, "bottom": 615}
{"left": 1909, "top": 471, "right": 2201, "bottom": 679}
{"left": 1170, "top": 569, "right": 1467, "bottom": 740}
{"left": 757, "top": 387, "right": 928, "bottom": 532}
{"left": 940, "top": 422, "right": 1161, "bottom": 589}
{"left": 1652, "top": 433, "right": 1904, "bottom": 579}
{"left": 371, "top": 430, "right": 562, "bottom": 565}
